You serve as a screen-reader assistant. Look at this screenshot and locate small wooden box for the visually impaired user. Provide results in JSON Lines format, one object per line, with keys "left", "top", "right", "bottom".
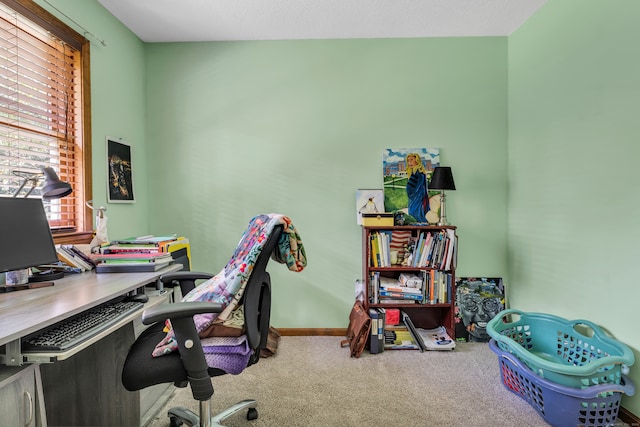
{"left": 361, "top": 213, "right": 394, "bottom": 226}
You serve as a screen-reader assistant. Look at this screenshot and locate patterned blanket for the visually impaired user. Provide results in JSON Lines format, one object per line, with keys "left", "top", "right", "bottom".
{"left": 152, "top": 214, "right": 306, "bottom": 358}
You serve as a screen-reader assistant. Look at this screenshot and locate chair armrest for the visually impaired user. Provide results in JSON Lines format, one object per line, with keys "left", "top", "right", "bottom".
{"left": 142, "top": 301, "right": 222, "bottom": 399}
{"left": 160, "top": 271, "right": 213, "bottom": 283}
{"left": 160, "top": 271, "right": 214, "bottom": 296}
{"left": 142, "top": 301, "right": 223, "bottom": 325}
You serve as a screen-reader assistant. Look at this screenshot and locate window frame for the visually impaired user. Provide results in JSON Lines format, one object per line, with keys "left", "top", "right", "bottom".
{"left": 0, "top": 0, "right": 93, "bottom": 245}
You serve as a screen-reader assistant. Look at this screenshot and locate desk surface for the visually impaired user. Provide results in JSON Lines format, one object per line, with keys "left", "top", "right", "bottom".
{"left": 0, "top": 264, "right": 181, "bottom": 348}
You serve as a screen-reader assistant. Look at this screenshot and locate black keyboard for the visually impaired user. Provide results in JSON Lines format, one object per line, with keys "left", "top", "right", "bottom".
{"left": 22, "top": 298, "right": 145, "bottom": 352}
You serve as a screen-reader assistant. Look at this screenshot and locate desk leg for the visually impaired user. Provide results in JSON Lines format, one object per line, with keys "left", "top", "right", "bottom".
{"left": 34, "top": 365, "right": 48, "bottom": 427}
{"left": 40, "top": 324, "right": 139, "bottom": 426}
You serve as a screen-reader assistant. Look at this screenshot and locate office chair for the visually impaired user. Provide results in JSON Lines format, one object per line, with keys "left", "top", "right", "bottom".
{"left": 122, "top": 222, "right": 284, "bottom": 427}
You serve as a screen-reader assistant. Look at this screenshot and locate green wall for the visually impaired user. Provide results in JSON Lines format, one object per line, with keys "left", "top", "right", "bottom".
{"left": 144, "top": 38, "right": 508, "bottom": 328}
{"left": 508, "top": 0, "right": 640, "bottom": 413}
{"left": 33, "top": 0, "right": 640, "bottom": 417}
{"left": 36, "top": 0, "right": 151, "bottom": 239}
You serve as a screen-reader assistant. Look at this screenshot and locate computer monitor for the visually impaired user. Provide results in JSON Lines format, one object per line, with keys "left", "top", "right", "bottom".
{"left": 0, "top": 198, "right": 59, "bottom": 274}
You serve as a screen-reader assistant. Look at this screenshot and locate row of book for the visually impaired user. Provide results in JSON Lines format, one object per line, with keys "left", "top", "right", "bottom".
{"left": 368, "top": 308, "right": 456, "bottom": 353}
{"left": 405, "top": 229, "right": 457, "bottom": 270}
{"left": 91, "top": 235, "right": 188, "bottom": 273}
{"left": 368, "top": 229, "right": 457, "bottom": 271}
{"left": 369, "top": 231, "right": 393, "bottom": 267}
{"left": 56, "top": 245, "right": 96, "bottom": 271}
{"left": 369, "top": 271, "right": 453, "bottom": 305}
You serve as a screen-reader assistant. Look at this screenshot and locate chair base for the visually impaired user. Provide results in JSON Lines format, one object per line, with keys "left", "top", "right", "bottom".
{"left": 168, "top": 398, "right": 258, "bottom": 427}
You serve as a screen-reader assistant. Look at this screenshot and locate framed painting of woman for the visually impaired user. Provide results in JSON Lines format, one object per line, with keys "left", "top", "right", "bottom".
{"left": 382, "top": 148, "right": 439, "bottom": 224}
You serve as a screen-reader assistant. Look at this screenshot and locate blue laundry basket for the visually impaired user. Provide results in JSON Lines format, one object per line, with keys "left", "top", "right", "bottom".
{"left": 487, "top": 309, "right": 634, "bottom": 388}
{"left": 490, "top": 339, "right": 635, "bottom": 427}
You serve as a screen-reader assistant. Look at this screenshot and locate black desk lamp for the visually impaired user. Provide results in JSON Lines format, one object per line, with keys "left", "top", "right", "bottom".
{"left": 13, "top": 167, "right": 72, "bottom": 199}
{"left": 41, "top": 167, "right": 73, "bottom": 199}
{"left": 429, "top": 166, "right": 456, "bottom": 226}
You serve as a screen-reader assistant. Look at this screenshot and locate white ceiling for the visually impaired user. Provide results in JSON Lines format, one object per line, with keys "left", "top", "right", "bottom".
{"left": 96, "top": 0, "right": 547, "bottom": 43}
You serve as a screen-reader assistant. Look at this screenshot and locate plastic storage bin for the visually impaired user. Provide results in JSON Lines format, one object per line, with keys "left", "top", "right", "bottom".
{"left": 487, "top": 309, "right": 634, "bottom": 388}
{"left": 490, "top": 339, "right": 635, "bottom": 427}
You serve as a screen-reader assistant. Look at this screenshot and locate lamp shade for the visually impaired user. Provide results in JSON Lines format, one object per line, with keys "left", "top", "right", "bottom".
{"left": 41, "top": 167, "right": 73, "bottom": 199}
{"left": 430, "top": 167, "right": 456, "bottom": 191}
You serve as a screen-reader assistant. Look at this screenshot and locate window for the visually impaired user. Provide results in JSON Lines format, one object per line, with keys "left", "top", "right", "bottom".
{"left": 0, "top": 0, "right": 92, "bottom": 243}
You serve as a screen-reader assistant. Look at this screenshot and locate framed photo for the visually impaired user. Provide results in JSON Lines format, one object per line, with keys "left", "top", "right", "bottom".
{"left": 107, "top": 137, "right": 135, "bottom": 203}
{"left": 355, "top": 189, "right": 384, "bottom": 225}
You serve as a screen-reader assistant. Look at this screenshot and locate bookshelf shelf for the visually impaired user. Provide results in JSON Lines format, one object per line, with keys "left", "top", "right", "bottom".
{"left": 362, "top": 224, "right": 458, "bottom": 340}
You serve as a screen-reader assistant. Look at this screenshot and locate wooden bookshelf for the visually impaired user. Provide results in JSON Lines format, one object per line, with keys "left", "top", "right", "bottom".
{"left": 362, "top": 225, "right": 458, "bottom": 339}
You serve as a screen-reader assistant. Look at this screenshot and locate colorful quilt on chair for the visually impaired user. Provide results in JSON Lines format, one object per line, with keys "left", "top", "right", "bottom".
{"left": 152, "top": 213, "right": 306, "bottom": 358}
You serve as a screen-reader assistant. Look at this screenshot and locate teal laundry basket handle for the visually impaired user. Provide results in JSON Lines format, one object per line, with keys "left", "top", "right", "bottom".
{"left": 487, "top": 309, "right": 635, "bottom": 378}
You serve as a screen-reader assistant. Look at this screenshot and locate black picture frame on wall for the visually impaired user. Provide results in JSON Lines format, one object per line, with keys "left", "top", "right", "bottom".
{"left": 107, "top": 137, "right": 135, "bottom": 203}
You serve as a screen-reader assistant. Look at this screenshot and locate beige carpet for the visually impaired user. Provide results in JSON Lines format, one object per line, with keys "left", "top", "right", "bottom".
{"left": 144, "top": 336, "right": 556, "bottom": 426}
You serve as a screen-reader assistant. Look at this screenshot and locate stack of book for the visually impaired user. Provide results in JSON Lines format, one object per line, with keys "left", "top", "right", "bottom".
{"left": 90, "top": 252, "right": 174, "bottom": 273}
{"left": 99, "top": 235, "right": 181, "bottom": 254}
{"left": 379, "top": 286, "right": 423, "bottom": 302}
{"left": 93, "top": 235, "right": 183, "bottom": 273}
{"left": 378, "top": 275, "right": 424, "bottom": 304}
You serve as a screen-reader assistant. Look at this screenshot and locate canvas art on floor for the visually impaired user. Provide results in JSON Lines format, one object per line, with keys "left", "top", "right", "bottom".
{"left": 383, "top": 148, "right": 439, "bottom": 224}
{"left": 454, "top": 277, "right": 505, "bottom": 342}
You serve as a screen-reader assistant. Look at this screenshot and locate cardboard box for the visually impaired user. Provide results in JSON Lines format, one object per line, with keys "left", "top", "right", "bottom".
{"left": 361, "top": 213, "right": 394, "bottom": 226}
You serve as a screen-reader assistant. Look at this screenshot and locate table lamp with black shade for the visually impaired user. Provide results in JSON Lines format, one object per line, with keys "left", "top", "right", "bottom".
{"left": 429, "top": 166, "right": 456, "bottom": 226}
{"left": 2, "top": 167, "right": 73, "bottom": 290}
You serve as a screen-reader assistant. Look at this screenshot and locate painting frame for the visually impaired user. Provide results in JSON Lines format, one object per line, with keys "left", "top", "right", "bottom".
{"left": 383, "top": 148, "right": 440, "bottom": 224}
{"left": 106, "top": 137, "right": 135, "bottom": 203}
{"left": 355, "top": 189, "right": 384, "bottom": 225}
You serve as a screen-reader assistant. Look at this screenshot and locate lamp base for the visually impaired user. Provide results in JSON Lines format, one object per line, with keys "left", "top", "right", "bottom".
{"left": 437, "top": 191, "right": 450, "bottom": 226}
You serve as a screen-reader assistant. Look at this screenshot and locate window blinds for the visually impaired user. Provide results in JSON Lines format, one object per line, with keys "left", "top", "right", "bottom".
{"left": 0, "top": 3, "right": 80, "bottom": 229}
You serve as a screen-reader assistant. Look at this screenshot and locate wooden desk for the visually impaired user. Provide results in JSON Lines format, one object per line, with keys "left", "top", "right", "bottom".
{"left": 0, "top": 264, "right": 182, "bottom": 426}
{"left": 0, "top": 265, "right": 180, "bottom": 355}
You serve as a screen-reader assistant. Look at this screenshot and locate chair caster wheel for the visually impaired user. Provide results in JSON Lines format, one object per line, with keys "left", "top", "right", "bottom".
{"left": 247, "top": 407, "right": 258, "bottom": 420}
{"left": 169, "top": 416, "right": 183, "bottom": 427}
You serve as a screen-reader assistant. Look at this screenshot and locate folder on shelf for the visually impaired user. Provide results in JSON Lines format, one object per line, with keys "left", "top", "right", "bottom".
{"left": 402, "top": 311, "right": 425, "bottom": 352}
{"left": 368, "top": 308, "right": 381, "bottom": 354}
